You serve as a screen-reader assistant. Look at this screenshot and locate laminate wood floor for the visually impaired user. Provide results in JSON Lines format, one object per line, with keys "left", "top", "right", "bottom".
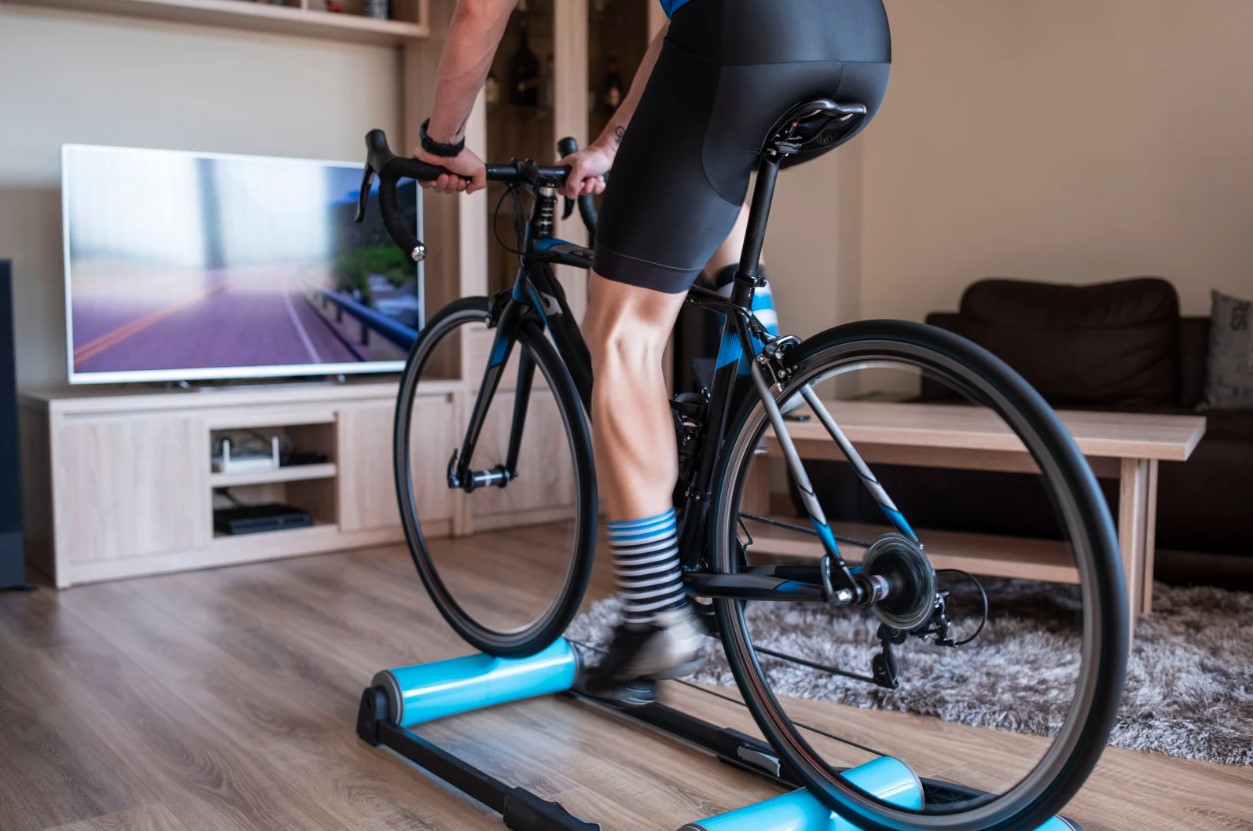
{"left": 0, "top": 531, "right": 1248, "bottom": 831}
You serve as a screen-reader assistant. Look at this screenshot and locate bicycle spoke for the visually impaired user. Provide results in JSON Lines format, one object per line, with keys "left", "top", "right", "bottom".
{"left": 753, "top": 644, "right": 878, "bottom": 685}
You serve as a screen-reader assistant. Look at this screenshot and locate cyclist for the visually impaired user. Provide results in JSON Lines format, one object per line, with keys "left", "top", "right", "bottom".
{"left": 415, "top": 0, "right": 890, "bottom": 698}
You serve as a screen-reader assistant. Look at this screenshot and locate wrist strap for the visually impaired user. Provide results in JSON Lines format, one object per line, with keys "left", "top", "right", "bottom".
{"left": 420, "top": 119, "right": 465, "bottom": 158}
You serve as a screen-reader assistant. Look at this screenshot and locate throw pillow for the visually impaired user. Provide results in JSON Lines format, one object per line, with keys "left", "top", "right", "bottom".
{"left": 1203, "top": 289, "right": 1253, "bottom": 410}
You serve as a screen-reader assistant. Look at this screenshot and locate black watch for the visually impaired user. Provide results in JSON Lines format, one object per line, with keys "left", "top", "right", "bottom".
{"left": 420, "top": 119, "right": 466, "bottom": 158}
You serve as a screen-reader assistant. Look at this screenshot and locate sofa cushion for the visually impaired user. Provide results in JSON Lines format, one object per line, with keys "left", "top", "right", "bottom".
{"left": 1178, "top": 317, "right": 1211, "bottom": 410}
{"left": 1203, "top": 289, "right": 1253, "bottom": 410}
{"left": 956, "top": 277, "right": 1181, "bottom": 408}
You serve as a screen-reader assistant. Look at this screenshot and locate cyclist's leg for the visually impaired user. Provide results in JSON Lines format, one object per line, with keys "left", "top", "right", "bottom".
{"left": 583, "top": 277, "right": 685, "bottom": 522}
{"left": 578, "top": 19, "right": 746, "bottom": 696}
{"left": 583, "top": 0, "right": 888, "bottom": 695}
{"left": 579, "top": 274, "right": 711, "bottom": 699}
{"left": 699, "top": 201, "right": 754, "bottom": 285}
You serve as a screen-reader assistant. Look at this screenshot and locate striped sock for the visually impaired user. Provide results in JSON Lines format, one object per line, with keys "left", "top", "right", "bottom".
{"left": 608, "top": 508, "right": 685, "bottom": 627}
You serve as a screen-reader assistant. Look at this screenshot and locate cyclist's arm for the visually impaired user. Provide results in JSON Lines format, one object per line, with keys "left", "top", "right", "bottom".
{"left": 590, "top": 23, "right": 668, "bottom": 154}
{"left": 419, "top": 0, "right": 516, "bottom": 193}
{"left": 559, "top": 23, "right": 667, "bottom": 198}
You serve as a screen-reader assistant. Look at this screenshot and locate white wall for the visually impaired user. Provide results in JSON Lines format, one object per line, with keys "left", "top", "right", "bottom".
{"left": 860, "top": 0, "right": 1253, "bottom": 324}
{"left": 766, "top": 144, "right": 865, "bottom": 340}
{"left": 0, "top": 5, "right": 401, "bottom": 390}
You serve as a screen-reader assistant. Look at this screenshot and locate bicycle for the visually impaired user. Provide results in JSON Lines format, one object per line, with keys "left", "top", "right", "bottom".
{"left": 357, "top": 98, "right": 1128, "bottom": 831}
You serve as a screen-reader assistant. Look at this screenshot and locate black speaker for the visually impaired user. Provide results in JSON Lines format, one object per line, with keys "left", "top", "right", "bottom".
{"left": 0, "top": 260, "right": 26, "bottom": 590}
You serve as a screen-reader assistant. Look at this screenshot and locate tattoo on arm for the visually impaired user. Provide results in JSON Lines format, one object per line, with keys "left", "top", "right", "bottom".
{"left": 614, "top": 125, "right": 625, "bottom": 146}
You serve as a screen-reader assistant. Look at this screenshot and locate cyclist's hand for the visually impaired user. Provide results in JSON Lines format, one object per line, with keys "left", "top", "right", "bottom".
{"left": 415, "top": 145, "right": 487, "bottom": 195}
{"left": 557, "top": 143, "right": 613, "bottom": 200}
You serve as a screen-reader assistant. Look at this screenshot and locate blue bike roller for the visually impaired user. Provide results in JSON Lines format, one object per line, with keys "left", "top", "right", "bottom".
{"left": 682, "top": 756, "right": 921, "bottom": 831}
{"left": 373, "top": 638, "right": 579, "bottom": 728}
{"left": 684, "top": 755, "right": 1078, "bottom": 831}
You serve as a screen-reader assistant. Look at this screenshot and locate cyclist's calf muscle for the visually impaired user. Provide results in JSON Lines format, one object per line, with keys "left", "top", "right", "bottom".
{"left": 584, "top": 274, "right": 687, "bottom": 521}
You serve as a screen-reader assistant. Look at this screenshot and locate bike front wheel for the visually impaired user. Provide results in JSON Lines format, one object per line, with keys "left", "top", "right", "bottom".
{"left": 710, "top": 319, "right": 1127, "bottom": 831}
{"left": 395, "top": 296, "right": 597, "bottom": 657}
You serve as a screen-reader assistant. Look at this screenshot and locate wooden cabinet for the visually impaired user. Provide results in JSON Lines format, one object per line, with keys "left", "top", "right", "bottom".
{"left": 57, "top": 416, "right": 211, "bottom": 562}
{"left": 21, "top": 383, "right": 414, "bottom": 587}
{"left": 338, "top": 396, "right": 457, "bottom": 535}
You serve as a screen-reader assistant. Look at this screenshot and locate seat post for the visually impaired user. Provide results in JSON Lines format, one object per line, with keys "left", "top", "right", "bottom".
{"left": 730, "top": 153, "right": 782, "bottom": 310}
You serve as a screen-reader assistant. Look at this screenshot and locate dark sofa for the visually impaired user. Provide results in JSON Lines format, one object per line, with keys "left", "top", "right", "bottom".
{"left": 812, "top": 278, "right": 1252, "bottom": 590}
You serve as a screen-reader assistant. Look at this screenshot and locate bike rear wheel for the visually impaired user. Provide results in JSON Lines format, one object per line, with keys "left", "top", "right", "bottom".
{"left": 395, "top": 296, "right": 597, "bottom": 657}
{"left": 710, "top": 319, "right": 1127, "bottom": 830}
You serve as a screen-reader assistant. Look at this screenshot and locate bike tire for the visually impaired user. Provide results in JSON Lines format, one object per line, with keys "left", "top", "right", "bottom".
{"left": 710, "top": 319, "right": 1128, "bottom": 831}
{"left": 394, "top": 296, "right": 598, "bottom": 657}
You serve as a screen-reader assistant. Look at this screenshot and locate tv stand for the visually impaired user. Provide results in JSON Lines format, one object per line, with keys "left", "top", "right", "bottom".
{"left": 147, "top": 372, "right": 381, "bottom": 395}
{"left": 17, "top": 380, "right": 457, "bottom": 588}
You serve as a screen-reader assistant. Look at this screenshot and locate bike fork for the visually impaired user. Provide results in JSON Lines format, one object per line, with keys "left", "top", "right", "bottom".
{"left": 448, "top": 301, "right": 531, "bottom": 492}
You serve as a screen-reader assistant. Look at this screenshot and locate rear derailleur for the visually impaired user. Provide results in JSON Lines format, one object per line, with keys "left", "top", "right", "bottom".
{"left": 838, "top": 533, "right": 988, "bottom": 690}
{"left": 871, "top": 589, "right": 974, "bottom": 689}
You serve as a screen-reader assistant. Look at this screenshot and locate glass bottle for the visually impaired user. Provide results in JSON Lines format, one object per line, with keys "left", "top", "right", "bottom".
{"left": 508, "top": 4, "right": 541, "bottom": 108}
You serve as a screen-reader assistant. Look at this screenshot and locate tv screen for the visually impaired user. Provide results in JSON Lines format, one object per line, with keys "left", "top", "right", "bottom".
{"left": 62, "top": 144, "right": 422, "bottom": 384}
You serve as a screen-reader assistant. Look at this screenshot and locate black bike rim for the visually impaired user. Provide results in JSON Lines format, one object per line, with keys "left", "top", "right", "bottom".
{"left": 711, "top": 321, "right": 1127, "bottom": 830}
{"left": 394, "top": 297, "right": 597, "bottom": 657}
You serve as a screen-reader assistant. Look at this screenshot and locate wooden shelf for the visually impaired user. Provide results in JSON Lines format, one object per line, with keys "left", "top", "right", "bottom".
{"left": 7, "top": 0, "right": 430, "bottom": 45}
{"left": 209, "top": 462, "right": 337, "bottom": 488}
{"left": 746, "top": 517, "right": 1081, "bottom": 585}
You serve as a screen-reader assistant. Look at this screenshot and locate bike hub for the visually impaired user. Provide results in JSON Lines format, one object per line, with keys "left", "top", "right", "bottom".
{"left": 860, "top": 533, "right": 937, "bottom": 632}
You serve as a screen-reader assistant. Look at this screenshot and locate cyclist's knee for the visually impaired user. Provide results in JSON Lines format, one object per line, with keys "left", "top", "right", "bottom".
{"left": 585, "top": 273, "right": 685, "bottom": 365}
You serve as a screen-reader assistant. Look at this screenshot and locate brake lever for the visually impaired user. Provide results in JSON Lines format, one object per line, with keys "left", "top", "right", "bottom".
{"left": 354, "top": 164, "right": 376, "bottom": 224}
{"left": 562, "top": 195, "right": 576, "bottom": 221}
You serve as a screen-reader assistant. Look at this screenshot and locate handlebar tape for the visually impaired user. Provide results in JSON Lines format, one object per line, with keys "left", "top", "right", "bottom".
{"left": 555, "top": 137, "right": 599, "bottom": 243}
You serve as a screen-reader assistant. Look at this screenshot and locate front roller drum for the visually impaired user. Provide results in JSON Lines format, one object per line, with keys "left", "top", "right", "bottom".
{"left": 372, "top": 638, "right": 580, "bottom": 729}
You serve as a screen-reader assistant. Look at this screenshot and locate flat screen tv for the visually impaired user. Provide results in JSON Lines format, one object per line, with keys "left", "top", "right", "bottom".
{"left": 62, "top": 144, "right": 422, "bottom": 384}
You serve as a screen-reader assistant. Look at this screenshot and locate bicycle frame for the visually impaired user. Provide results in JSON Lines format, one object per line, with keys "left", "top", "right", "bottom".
{"left": 453, "top": 130, "right": 917, "bottom": 612}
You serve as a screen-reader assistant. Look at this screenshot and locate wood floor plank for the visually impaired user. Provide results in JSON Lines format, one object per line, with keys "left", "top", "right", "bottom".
{"left": 5, "top": 631, "right": 365, "bottom": 831}
{"left": 2, "top": 536, "right": 1248, "bottom": 831}
{"left": 43, "top": 803, "right": 194, "bottom": 831}
{"left": 0, "top": 622, "right": 157, "bottom": 831}
{"left": 55, "top": 579, "right": 483, "bottom": 831}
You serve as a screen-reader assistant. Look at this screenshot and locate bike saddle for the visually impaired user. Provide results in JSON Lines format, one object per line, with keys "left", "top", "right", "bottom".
{"left": 762, "top": 98, "right": 869, "bottom": 168}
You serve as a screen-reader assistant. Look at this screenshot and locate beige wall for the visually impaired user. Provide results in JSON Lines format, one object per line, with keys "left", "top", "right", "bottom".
{"left": 860, "top": 0, "right": 1253, "bottom": 325}
{"left": 0, "top": 5, "right": 401, "bottom": 391}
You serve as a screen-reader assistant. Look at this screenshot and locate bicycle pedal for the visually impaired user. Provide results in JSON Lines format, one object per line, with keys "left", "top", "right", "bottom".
{"left": 586, "top": 679, "right": 657, "bottom": 708}
{"left": 615, "top": 681, "right": 658, "bottom": 707}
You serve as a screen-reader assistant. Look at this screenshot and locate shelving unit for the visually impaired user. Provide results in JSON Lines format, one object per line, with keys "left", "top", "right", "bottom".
{"left": 3, "top": 0, "right": 430, "bottom": 45}
{"left": 17, "top": 382, "right": 458, "bottom": 587}
{"left": 209, "top": 463, "right": 338, "bottom": 488}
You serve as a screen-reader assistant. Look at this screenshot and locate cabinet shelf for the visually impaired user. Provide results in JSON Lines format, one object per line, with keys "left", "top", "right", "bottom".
{"left": 10, "top": 0, "right": 430, "bottom": 46}
{"left": 209, "top": 462, "right": 337, "bottom": 488}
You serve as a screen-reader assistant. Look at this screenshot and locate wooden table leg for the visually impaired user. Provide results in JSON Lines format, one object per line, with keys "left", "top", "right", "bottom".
{"left": 1118, "top": 457, "right": 1150, "bottom": 639}
{"left": 1142, "top": 459, "right": 1159, "bottom": 615}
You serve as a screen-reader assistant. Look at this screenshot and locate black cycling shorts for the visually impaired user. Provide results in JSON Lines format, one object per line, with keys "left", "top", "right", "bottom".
{"left": 593, "top": 0, "right": 891, "bottom": 294}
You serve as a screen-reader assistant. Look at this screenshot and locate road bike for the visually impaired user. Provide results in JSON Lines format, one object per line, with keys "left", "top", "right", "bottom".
{"left": 357, "top": 99, "right": 1127, "bottom": 831}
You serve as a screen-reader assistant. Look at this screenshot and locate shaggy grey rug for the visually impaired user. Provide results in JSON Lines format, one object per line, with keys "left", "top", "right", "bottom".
{"left": 567, "top": 580, "right": 1253, "bottom": 766}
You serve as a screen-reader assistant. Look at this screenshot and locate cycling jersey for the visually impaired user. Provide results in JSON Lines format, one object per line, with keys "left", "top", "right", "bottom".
{"left": 595, "top": 0, "right": 891, "bottom": 294}
{"left": 659, "top": 0, "right": 691, "bottom": 17}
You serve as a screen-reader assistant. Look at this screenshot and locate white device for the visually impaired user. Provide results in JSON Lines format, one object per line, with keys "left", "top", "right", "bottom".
{"left": 212, "top": 436, "right": 281, "bottom": 474}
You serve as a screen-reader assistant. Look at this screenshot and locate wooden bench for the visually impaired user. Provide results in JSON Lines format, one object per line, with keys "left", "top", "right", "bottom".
{"left": 745, "top": 400, "right": 1206, "bottom": 638}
